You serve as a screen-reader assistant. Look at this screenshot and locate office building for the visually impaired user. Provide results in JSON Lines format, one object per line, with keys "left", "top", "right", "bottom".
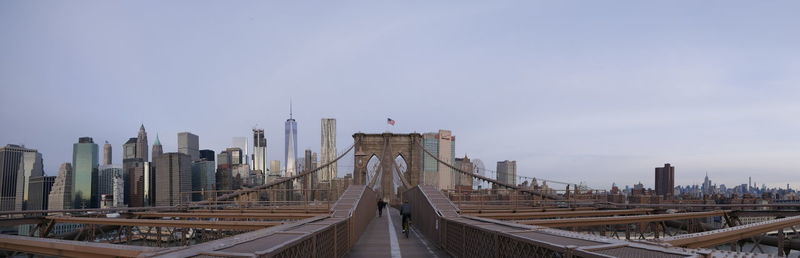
{"left": 655, "top": 163, "right": 675, "bottom": 198}
{"left": 112, "top": 171, "right": 124, "bottom": 208}
{"left": 48, "top": 163, "right": 73, "bottom": 210}
{"left": 320, "top": 118, "right": 336, "bottom": 182}
{"left": 123, "top": 138, "right": 137, "bottom": 159}
{"left": 152, "top": 135, "right": 163, "bottom": 161}
{"left": 302, "top": 149, "right": 318, "bottom": 190}
{"left": 216, "top": 150, "right": 233, "bottom": 191}
{"left": 72, "top": 137, "right": 99, "bottom": 209}
{"left": 27, "top": 175, "right": 55, "bottom": 212}
{"left": 0, "top": 144, "right": 43, "bottom": 211}
{"left": 285, "top": 104, "right": 298, "bottom": 177}
{"left": 454, "top": 155, "right": 474, "bottom": 191}
{"left": 496, "top": 160, "right": 517, "bottom": 186}
{"left": 155, "top": 153, "right": 192, "bottom": 206}
{"left": 228, "top": 147, "right": 243, "bottom": 165}
{"left": 136, "top": 125, "right": 149, "bottom": 161}
{"left": 191, "top": 160, "right": 216, "bottom": 201}
{"left": 103, "top": 141, "right": 112, "bottom": 165}
{"left": 422, "top": 130, "right": 456, "bottom": 190}
{"left": 178, "top": 132, "right": 199, "bottom": 161}
{"left": 97, "top": 164, "right": 122, "bottom": 207}
{"left": 200, "top": 149, "right": 215, "bottom": 161}
{"left": 267, "top": 160, "right": 281, "bottom": 184}
{"left": 232, "top": 164, "right": 251, "bottom": 188}
{"left": 125, "top": 161, "right": 153, "bottom": 207}
{"left": 270, "top": 160, "right": 281, "bottom": 176}
{"left": 232, "top": 137, "right": 248, "bottom": 165}
{"left": 253, "top": 129, "right": 267, "bottom": 173}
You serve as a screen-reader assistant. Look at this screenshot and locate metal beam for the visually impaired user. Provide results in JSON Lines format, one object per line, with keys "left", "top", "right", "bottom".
{"left": 133, "top": 212, "right": 317, "bottom": 219}
{"left": 611, "top": 203, "right": 800, "bottom": 208}
{"left": 474, "top": 209, "right": 653, "bottom": 220}
{"left": 512, "top": 210, "right": 726, "bottom": 227}
{"left": 459, "top": 207, "right": 597, "bottom": 213}
{"left": 0, "top": 234, "right": 159, "bottom": 258}
{"left": 659, "top": 215, "right": 800, "bottom": 248}
{"left": 732, "top": 210, "right": 800, "bottom": 217}
{"left": 45, "top": 216, "right": 282, "bottom": 230}
{"left": 0, "top": 217, "right": 44, "bottom": 227}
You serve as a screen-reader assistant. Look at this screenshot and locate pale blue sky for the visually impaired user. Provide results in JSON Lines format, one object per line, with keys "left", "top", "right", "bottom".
{"left": 2, "top": 1, "right": 800, "bottom": 189}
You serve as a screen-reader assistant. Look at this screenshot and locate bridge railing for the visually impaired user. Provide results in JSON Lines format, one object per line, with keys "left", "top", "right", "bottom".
{"left": 403, "top": 185, "right": 456, "bottom": 244}
{"left": 404, "top": 185, "right": 713, "bottom": 258}
{"left": 147, "top": 185, "right": 376, "bottom": 258}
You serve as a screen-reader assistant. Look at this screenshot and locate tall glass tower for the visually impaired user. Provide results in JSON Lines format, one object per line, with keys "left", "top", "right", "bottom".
{"left": 285, "top": 103, "right": 298, "bottom": 177}
{"left": 72, "top": 137, "right": 99, "bottom": 208}
{"left": 253, "top": 129, "right": 267, "bottom": 175}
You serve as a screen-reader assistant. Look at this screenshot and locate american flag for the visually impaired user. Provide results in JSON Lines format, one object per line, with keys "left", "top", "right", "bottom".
{"left": 387, "top": 118, "right": 396, "bottom": 126}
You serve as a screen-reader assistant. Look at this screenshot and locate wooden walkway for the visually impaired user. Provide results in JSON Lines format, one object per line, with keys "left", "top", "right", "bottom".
{"left": 347, "top": 207, "right": 449, "bottom": 258}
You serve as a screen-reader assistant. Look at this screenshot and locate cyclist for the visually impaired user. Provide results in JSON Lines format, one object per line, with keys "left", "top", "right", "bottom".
{"left": 400, "top": 200, "right": 412, "bottom": 235}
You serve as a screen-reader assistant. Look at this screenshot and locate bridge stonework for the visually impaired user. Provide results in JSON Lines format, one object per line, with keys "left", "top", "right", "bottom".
{"left": 353, "top": 133, "right": 423, "bottom": 200}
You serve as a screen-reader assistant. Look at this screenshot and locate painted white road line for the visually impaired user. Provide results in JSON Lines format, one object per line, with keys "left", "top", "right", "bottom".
{"left": 411, "top": 226, "right": 439, "bottom": 258}
{"left": 386, "top": 208, "right": 402, "bottom": 258}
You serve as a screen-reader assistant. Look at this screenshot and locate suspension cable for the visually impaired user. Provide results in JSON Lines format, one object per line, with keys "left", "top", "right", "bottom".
{"left": 416, "top": 142, "right": 562, "bottom": 200}
{"left": 197, "top": 141, "right": 358, "bottom": 204}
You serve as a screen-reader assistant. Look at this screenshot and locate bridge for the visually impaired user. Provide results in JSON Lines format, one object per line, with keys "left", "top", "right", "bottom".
{"left": 1, "top": 133, "right": 799, "bottom": 257}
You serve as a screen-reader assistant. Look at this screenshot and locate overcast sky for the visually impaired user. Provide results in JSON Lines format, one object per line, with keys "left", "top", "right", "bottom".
{"left": 2, "top": 1, "right": 800, "bottom": 189}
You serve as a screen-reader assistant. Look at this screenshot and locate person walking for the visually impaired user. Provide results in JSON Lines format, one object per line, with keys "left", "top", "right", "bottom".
{"left": 377, "top": 199, "right": 386, "bottom": 217}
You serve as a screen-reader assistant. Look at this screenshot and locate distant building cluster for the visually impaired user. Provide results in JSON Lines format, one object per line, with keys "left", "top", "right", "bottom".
{"left": 0, "top": 105, "right": 363, "bottom": 235}
{"left": 606, "top": 163, "right": 799, "bottom": 205}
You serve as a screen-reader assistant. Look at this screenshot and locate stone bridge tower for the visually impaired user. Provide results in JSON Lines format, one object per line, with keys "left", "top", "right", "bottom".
{"left": 353, "top": 133, "right": 423, "bottom": 200}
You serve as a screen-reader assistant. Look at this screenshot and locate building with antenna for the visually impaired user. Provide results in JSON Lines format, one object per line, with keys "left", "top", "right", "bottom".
{"left": 285, "top": 102, "right": 298, "bottom": 177}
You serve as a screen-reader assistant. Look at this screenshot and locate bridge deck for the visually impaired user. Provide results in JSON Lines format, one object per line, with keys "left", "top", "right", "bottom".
{"left": 347, "top": 208, "right": 448, "bottom": 258}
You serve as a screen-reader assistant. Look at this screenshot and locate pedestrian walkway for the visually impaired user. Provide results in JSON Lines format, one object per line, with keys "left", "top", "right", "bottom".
{"left": 346, "top": 207, "right": 449, "bottom": 258}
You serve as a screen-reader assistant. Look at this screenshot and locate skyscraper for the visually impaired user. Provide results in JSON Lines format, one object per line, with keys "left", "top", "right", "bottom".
{"left": 191, "top": 159, "right": 216, "bottom": 201}
{"left": 72, "top": 137, "right": 99, "bottom": 209}
{"left": 125, "top": 161, "right": 152, "bottom": 207}
{"left": 155, "top": 153, "right": 192, "bottom": 206}
{"left": 216, "top": 150, "right": 233, "bottom": 191}
{"left": 421, "top": 130, "right": 456, "bottom": 190}
{"left": 123, "top": 138, "right": 137, "bottom": 159}
{"left": 270, "top": 160, "right": 281, "bottom": 176}
{"left": 320, "top": 118, "right": 337, "bottom": 182}
{"left": 103, "top": 141, "right": 112, "bottom": 165}
{"left": 27, "top": 175, "right": 55, "bottom": 212}
{"left": 285, "top": 105, "right": 298, "bottom": 177}
{"left": 253, "top": 129, "right": 267, "bottom": 174}
{"left": 232, "top": 137, "right": 248, "bottom": 165}
{"left": 152, "top": 134, "right": 163, "bottom": 161}
{"left": 199, "top": 149, "right": 215, "bottom": 161}
{"left": 97, "top": 164, "right": 122, "bottom": 206}
{"left": 267, "top": 160, "right": 281, "bottom": 184}
{"left": 496, "top": 160, "right": 517, "bottom": 186}
{"left": 301, "top": 149, "right": 318, "bottom": 190}
{"left": 0, "top": 144, "right": 43, "bottom": 211}
{"left": 48, "top": 163, "right": 73, "bottom": 210}
{"left": 178, "top": 132, "right": 199, "bottom": 161}
{"left": 655, "top": 163, "right": 675, "bottom": 198}
{"left": 454, "top": 155, "right": 474, "bottom": 191}
{"left": 136, "top": 125, "right": 149, "bottom": 162}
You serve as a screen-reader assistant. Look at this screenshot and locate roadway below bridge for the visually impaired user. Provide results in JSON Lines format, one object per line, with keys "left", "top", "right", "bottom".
{"left": 347, "top": 207, "right": 448, "bottom": 258}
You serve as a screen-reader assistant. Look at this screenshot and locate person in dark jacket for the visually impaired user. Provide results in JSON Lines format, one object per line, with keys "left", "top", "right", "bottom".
{"left": 400, "top": 200, "right": 411, "bottom": 233}
{"left": 377, "top": 199, "right": 387, "bottom": 217}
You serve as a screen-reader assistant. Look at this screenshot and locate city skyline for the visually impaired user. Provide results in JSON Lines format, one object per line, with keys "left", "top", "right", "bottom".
{"left": 3, "top": 2, "right": 800, "bottom": 189}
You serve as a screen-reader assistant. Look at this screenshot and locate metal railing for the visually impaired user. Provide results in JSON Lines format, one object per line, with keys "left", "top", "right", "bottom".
{"left": 403, "top": 185, "right": 725, "bottom": 258}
